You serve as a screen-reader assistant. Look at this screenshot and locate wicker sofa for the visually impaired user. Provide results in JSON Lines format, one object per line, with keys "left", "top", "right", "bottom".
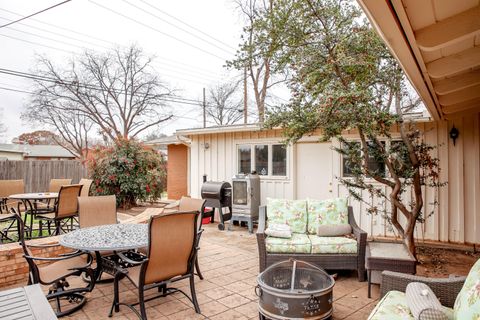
{"left": 256, "top": 198, "right": 367, "bottom": 281}
{"left": 368, "top": 257, "right": 480, "bottom": 319}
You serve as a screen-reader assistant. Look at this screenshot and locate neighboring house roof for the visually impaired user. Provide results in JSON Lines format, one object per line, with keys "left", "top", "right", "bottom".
{"left": 0, "top": 144, "right": 75, "bottom": 158}
{"left": 356, "top": 0, "right": 480, "bottom": 120}
{"left": 0, "top": 144, "right": 26, "bottom": 154}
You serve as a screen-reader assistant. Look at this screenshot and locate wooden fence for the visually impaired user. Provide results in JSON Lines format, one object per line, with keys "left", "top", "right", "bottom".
{"left": 0, "top": 160, "right": 88, "bottom": 192}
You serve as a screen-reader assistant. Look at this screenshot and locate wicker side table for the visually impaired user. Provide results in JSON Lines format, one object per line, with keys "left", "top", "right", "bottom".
{"left": 366, "top": 242, "right": 416, "bottom": 298}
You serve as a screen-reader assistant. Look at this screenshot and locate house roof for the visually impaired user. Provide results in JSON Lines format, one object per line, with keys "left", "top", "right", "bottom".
{"left": 356, "top": 0, "right": 480, "bottom": 120}
{"left": 0, "top": 144, "right": 75, "bottom": 158}
{"left": 143, "top": 135, "right": 190, "bottom": 146}
{"left": 176, "top": 124, "right": 263, "bottom": 136}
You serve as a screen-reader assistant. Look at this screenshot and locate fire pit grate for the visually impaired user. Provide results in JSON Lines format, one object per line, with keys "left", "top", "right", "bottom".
{"left": 256, "top": 259, "right": 334, "bottom": 320}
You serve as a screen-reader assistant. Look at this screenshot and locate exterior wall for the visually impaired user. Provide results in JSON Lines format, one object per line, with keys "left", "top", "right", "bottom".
{"left": 167, "top": 144, "right": 188, "bottom": 200}
{"left": 188, "top": 129, "right": 295, "bottom": 204}
{"left": 0, "top": 151, "right": 23, "bottom": 160}
{"left": 186, "top": 112, "right": 480, "bottom": 245}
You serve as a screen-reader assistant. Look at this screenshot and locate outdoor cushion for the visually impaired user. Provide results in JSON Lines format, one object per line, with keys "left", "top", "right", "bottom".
{"left": 405, "top": 282, "right": 448, "bottom": 320}
{"left": 266, "top": 198, "right": 308, "bottom": 233}
{"left": 265, "top": 233, "right": 311, "bottom": 254}
{"left": 265, "top": 223, "right": 292, "bottom": 238}
{"left": 317, "top": 224, "right": 352, "bottom": 237}
{"left": 454, "top": 258, "right": 480, "bottom": 319}
{"left": 368, "top": 290, "right": 454, "bottom": 320}
{"left": 308, "top": 235, "right": 357, "bottom": 254}
{"left": 307, "top": 198, "right": 348, "bottom": 234}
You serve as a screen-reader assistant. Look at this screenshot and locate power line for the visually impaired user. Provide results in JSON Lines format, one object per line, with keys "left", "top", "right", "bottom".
{"left": 0, "top": 0, "right": 72, "bottom": 29}
{"left": 0, "top": 8, "right": 224, "bottom": 77}
{"left": 139, "top": 0, "right": 237, "bottom": 51}
{"left": 88, "top": 0, "right": 229, "bottom": 61}
{"left": 121, "top": 0, "right": 235, "bottom": 55}
{"left": 0, "top": 68, "right": 224, "bottom": 109}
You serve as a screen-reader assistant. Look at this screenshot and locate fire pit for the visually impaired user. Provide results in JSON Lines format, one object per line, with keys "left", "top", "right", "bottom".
{"left": 256, "top": 259, "right": 334, "bottom": 320}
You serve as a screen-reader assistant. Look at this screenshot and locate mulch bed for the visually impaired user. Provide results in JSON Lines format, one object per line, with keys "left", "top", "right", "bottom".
{"left": 416, "top": 246, "right": 480, "bottom": 277}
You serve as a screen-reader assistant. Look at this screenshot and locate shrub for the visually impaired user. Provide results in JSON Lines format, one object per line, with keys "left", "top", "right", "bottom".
{"left": 89, "top": 139, "right": 166, "bottom": 208}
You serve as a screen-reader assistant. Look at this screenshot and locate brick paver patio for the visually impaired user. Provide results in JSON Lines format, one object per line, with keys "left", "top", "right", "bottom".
{"left": 55, "top": 223, "right": 380, "bottom": 319}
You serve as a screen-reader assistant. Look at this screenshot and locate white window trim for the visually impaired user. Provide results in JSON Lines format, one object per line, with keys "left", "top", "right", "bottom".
{"left": 235, "top": 140, "right": 290, "bottom": 180}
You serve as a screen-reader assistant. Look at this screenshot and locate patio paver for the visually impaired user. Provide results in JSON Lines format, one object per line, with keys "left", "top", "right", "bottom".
{"left": 51, "top": 222, "right": 380, "bottom": 319}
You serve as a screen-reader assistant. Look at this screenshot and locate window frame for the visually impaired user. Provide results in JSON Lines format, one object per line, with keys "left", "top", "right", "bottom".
{"left": 341, "top": 139, "right": 397, "bottom": 179}
{"left": 235, "top": 141, "right": 289, "bottom": 180}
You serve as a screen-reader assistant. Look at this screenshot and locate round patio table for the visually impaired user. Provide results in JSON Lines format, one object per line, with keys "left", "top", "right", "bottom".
{"left": 59, "top": 223, "right": 148, "bottom": 252}
{"left": 9, "top": 192, "right": 59, "bottom": 238}
{"left": 60, "top": 223, "right": 149, "bottom": 283}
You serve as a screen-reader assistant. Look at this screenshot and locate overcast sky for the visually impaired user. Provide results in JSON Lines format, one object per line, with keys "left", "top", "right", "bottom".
{"left": 0, "top": 0, "right": 249, "bottom": 142}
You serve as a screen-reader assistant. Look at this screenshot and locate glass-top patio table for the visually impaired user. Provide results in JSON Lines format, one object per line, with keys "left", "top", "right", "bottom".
{"left": 59, "top": 223, "right": 148, "bottom": 279}
{"left": 59, "top": 223, "right": 148, "bottom": 252}
{"left": 9, "top": 192, "right": 59, "bottom": 238}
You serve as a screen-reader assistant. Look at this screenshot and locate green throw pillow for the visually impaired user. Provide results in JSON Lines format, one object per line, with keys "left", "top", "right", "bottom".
{"left": 454, "top": 258, "right": 480, "bottom": 319}
{"left": 307, "top": 198, "right": 348, "bottom": 234}
{"left": 266, "top": 198, "right": 307, "bottom": 233}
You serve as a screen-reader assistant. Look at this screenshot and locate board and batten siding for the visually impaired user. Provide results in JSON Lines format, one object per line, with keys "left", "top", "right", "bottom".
{"left": 188, "top": 129, "right": 295, "bottom": 204}
{"left": 186, "top": 112, "right": 480, "bottom": 245}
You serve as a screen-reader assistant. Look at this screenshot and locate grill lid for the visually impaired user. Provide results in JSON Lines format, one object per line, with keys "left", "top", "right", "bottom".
{"left": 257, "top": 259, "right": 334, "bottom": 294}
{"left": 201, "top": 181, "right": 232, "bottom": 200}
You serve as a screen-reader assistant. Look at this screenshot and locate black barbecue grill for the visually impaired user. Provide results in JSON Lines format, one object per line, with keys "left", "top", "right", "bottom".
{"left": 201, "top": 181, "right": 232, "bottom": 230}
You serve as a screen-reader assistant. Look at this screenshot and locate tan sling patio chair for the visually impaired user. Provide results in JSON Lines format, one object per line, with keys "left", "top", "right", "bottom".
{"left": 78, "top": 178, "right": 93, "bottom": 197}
{"left": 37, "top": 184, "right": 83, "bottom": 235}
{"left": 12, "top": 211, "right": 95, "bottom": 317}
{"left": 109, "top": 211, "right": 201, "bottom": 319}
{"left": 78, "top": 195, "right": 117, "bottom": 228}
{"left": 0, "top": 179, "right": 24, "bottom": 242}
{"left": 49, "top": 178, "right": 72, "bottom": 193}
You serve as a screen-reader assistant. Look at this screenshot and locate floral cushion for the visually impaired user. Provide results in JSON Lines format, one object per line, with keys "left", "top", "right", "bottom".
{"left": 266, "top": 198, "right": 308, "bottom": 233}
{"left": 368, "top": 291, "right": 454, "bottom": 320}
{"left": 265, "top": 233, "right": 311, "bottom": 254}
{"left": 454, "top": 258, "right": 480, "bottom": 319}
{"left": 307, "top": 198, "right": 348, "bottom": 234}
{"left": 308, "top": 235, "right": 357, "bottom": 254}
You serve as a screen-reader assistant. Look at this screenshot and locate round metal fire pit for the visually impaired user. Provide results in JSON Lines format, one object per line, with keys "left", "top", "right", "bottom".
{"left": 256, "top": 259, "right": 334, "bottom": 320}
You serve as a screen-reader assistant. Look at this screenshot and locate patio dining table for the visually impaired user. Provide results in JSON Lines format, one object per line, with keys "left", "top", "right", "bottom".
{"left": 8, "top": 192, "right": 58, "bottom": 238}
{"left": 59, "top": 223, "right": 149, "bottom": 279}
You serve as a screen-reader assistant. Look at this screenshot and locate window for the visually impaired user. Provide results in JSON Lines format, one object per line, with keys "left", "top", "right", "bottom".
{"left": 255, "top": 145, "right": 269, "bottom": 175}
{"left": 237, "top": 143, "right": 288, "bottom": 177}
{"left": 238, "top": 145, "right": 251, "bottom": 174}
{"left": 342, "top": 141, "right": 386, "bottom": 177}
{"left": 272, "top": 145, "right": 287, "bottom": 176}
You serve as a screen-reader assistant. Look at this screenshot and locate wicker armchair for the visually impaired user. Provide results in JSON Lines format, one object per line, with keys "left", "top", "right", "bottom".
{"left": 380, "top": 271, "right": 466, "bottom": 308}
{"left": 256, "top": 205, "right": 367, "bottom": 281}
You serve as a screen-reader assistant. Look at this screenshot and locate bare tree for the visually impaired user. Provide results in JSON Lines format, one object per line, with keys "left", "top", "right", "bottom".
{"left": 26, "top": 45, "right": 173, "bottom": 141}
{"left": 205, "top": 81, "right": 243, "bottom": 125}
{"left": 22, "top": 102, "right": 93, "bottom": 160}
{"left": 228, "top": 0, "right": 286, "bottom": 123}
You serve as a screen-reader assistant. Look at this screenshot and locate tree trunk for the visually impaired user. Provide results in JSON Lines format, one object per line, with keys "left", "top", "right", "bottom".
{"left": 404, "top": 218, "right": 417, "bottom": 259}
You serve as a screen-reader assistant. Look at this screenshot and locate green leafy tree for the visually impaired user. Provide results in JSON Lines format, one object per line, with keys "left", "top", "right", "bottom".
{"left": 240, "top": 0, "right": 443, "bottom": 256}
{"left": 89, "top": 139, "right": 166, "bottom": 209}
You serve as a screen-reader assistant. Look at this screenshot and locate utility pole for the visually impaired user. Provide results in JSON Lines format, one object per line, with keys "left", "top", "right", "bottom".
{"left": 243, "top": 66, "right": 248, "bottom": 124}
{"left": 203, "top": 87, "right": 206, "bottom": 128}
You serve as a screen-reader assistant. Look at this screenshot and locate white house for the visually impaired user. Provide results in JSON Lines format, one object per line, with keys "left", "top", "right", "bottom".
{"left": 170, "top": 112, "right": 479, "bottom": 248}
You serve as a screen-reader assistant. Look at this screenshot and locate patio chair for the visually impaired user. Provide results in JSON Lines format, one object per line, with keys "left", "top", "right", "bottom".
{"left": 109, "top": 211, "right": 201, "bottom": 319}
{"left": 78, "top": 178, "right": 93, "bottom": 197}
{"left": 37, "top": 184, "right": 83, "bottom": 235}
{"left": 0, "top": 179, "right": 24, "bottom": 213}
{"left": 49, "top": 178, "right": 73, "bottom": 193}
{"left": 176, "top": 197, "right": 207, "bottom": 280}
{"left": 0, "top": 179, "right": 24, "bottom": 242}
{"left": 12, "top": 211, "right": 96, "bottom": 317}
{"left": 78, "top": 195, "right": 117, "bottom": 228}
{"left": 368, "top": 258, "right": 480, "bottom": 319}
